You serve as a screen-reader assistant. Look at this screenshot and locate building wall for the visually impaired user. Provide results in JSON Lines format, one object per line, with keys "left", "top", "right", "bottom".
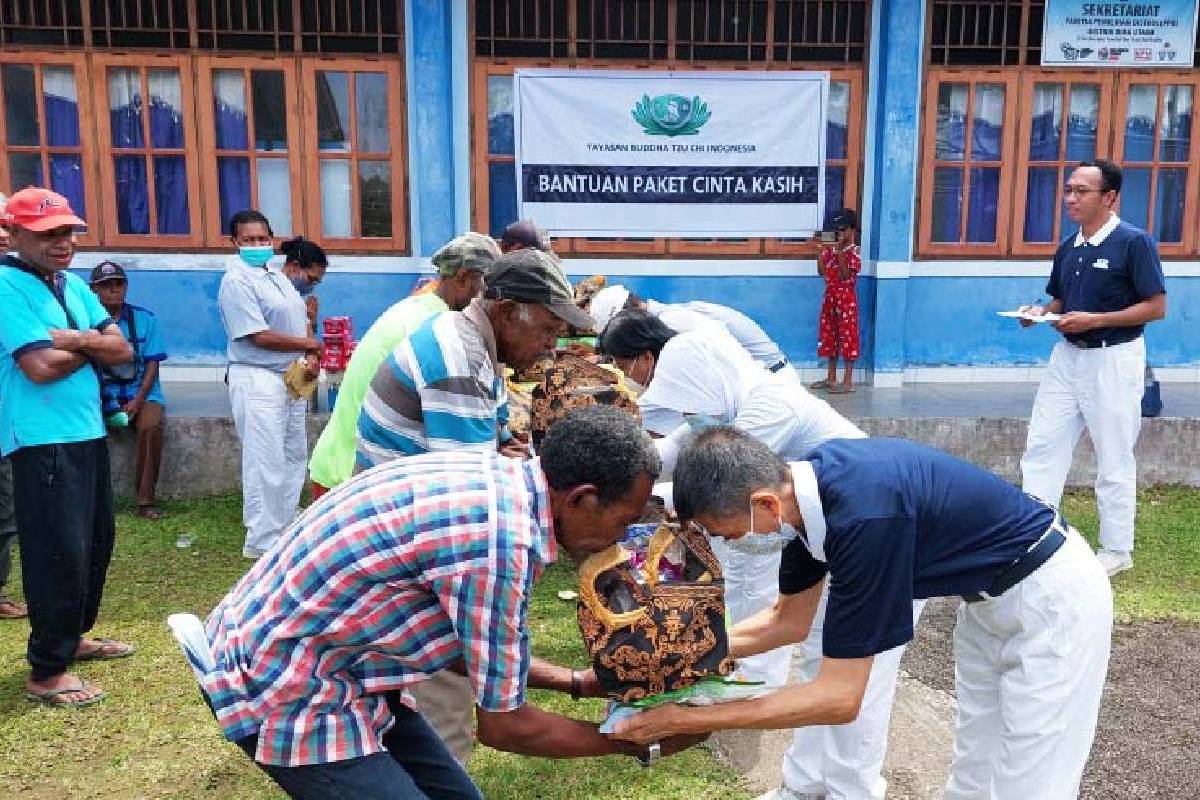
{"left": 36, "top": 0, "right": 1200, "bottom": 382}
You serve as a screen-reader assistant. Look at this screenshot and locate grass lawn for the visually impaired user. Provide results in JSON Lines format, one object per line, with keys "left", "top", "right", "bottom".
{"left": 0, "top": 486, "right": 1195, "bottom": 797}
{"left": 0, "top": 494, "right": 751, "bottom": 799}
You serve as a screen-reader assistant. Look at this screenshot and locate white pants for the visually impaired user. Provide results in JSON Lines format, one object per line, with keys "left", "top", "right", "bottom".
{"left": 945, "top": 528, "right": 1112, "bottom": 799}
{"left": 228, "top": 363, "right": 308, "bottom": 554}
{"left": 781, "top": 590, "right": 927, "bottom": 800}
{"left": 710, "top": 538, "right": 793, "bottom": 685}
{"left": 1021, "top": 338, "right": 1144, "bottom": 553}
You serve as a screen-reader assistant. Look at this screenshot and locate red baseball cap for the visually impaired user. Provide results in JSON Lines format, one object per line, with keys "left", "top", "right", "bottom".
{"left": 1, "top": 187, "right": 86, "bottom": 232}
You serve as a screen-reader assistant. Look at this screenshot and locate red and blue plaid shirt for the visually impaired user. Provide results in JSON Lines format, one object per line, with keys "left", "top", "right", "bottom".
{"left": 202, "top": 450, "right": 556, "bottom": 766}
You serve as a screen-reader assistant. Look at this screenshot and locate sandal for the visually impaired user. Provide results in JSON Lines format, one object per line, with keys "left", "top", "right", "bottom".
{"left": 0, "top": 597, "right": 28, "bottom": 619}
{"left": 828, "top": 384, "right": 857, "bottom": 394}
{"left": 135, "top": 505, "right": 165, "bottom": 521}
{"left": 808, "top": 379, "right": 832, "bottom": 391}
{"left": 75, "top": 638, "right": 136, "bottom": 662}
{"left": 26, "top": 679, "right": 106, "bottom": 709}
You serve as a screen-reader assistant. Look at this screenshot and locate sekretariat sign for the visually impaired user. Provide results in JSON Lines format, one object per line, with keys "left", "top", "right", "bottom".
{"left": 1041, "top": 1, "right": 1198, "bottom": 66}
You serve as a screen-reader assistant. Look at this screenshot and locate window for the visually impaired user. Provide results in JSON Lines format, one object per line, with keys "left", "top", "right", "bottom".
{"left": 918, "top": 71, "right": 1017, "bottom": 255}
{"left": 0, "top": 53, "right": 99, "bottom": 245}
{"left": 93, "top": 55, "right": 202, "bottom": 245}
{"left": 196, "top": 57, "right": 303, "bottom": 244}
{"left": 928, "top": 0, "right": 1044, "bottom": 67}
{"left": 472, "top": 0, "right": 869, "bottom": 256}
{"left": 301, "top": 60, "right": 407, "bottom": 250}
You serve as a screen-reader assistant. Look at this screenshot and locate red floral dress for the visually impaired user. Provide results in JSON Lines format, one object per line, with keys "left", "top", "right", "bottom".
{"left": 817, "top": 244, "right": 861, "bottom": 360}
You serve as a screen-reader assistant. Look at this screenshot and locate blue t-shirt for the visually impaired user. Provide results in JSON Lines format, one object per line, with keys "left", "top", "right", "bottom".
{"left": 0, "top": 256, "right": 114, "bottom": 455}
{"left": 1046, "top": 218, "right": 1166, "bottom": 347}
{"left": 98, "top": 303, "right": 167, "bottom": 409}
{"left": 779, "top": 438, "right": 1054, "bottom": 659}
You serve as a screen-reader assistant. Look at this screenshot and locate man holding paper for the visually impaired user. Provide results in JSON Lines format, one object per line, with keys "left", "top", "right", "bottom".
{"left": 1017, "top": 159, "right": 1166, "bottom": 578}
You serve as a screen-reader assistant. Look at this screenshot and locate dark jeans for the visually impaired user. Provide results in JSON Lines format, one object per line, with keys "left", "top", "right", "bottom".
{"left": 10, "top": 439, "right": 116, "bottom": 680}
{"left": 235, "top": 694, "right": 483, "bottom": 800}
{"left": 0, "top": 455, "right": 14, "bottom": 593}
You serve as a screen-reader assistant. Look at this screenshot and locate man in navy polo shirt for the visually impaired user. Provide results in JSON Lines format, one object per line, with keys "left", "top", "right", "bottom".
{"left": 0, "top": 188, "right": 136, "bottom": 709}
{"left": 1018, "top": 159, "right": 1166, "bottom": 578}
{"left": 614, "top": 429, "right": 1113, "bottom": 800}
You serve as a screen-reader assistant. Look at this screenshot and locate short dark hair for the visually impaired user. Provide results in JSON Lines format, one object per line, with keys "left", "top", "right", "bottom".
{"left": 539, "top": 405, "right": 661, "bottom": 504}
{"left": 673, "top": 427, "right": 790, "bottom": 521}
{"left": 597, "top": 309, "right": 677, "bottom": 359}
{"left": 280, "top": 236, "right": 328, "bottom": 268}
{"left": 228, "top": 209, "right": 274, "bottom": 239}
{"left": 1076, "top": 159, "right": 1123, "bottom": 194}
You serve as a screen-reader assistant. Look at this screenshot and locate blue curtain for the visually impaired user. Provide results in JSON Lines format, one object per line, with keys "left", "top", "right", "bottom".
{"left": 149, "top": 98, "right": 188, "bottom": 234}
{"left": 488, "top": 161, "right": 517, "bottom": 239}
{"left": 967, "top": 167, "right": 998, "bottom": 243}
{"left": 42, "top": 93, "right": 85, "bottom": 218}
{"left": 1023, "top": 167, "right": 1058, "bottom": 243}
{"left": 824, "top": 168, "right": 845, "bottom": 228}
{"left": 1028, "top": 111, "right": 1058, "bottom": 160}
{"left": 1155, "top": 169, "right": 1187, "bottom": 243}
{"left": 111, "top": 100, "right": 149, "bottom": 234}
{"left": 215, "top": 99, "right": 251, "bottom": 233}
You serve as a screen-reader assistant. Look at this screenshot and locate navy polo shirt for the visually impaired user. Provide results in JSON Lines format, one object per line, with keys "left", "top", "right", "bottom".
{"left": 779, "top": 438, "right": 1054, "bottom": 659}
{"left": 1046, "top": 216, "right": 1166, "bottom": 348}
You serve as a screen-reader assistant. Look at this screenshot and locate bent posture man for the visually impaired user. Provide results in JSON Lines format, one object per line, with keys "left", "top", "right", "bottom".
{"left": 618, "top": 429, "right": 1113, "bottom": 800}
{"left": 200, "top": 407, "right": 700, "bottom": 799}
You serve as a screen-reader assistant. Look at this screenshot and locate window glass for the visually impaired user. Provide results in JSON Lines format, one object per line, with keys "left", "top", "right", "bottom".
{"left": 1029, "top": 83, "right": 1061, "bottom": 161}
{"left": 355, "top": 72, "right": 389, "bottom": 153}
{"left": 1158, "top": 84, "right": 1192, "bottom": 162}
{"left": 1123, "top": 85, "right": 1157, "bottom": 161}
{"left": 1065, "top": 85, "right": 1099, "bottom": 161}
{"left": 487, "top": 74, "right": 514, "bottom": 155}
{"left": 935, "top": 83, "right": 968, "bottom": 160}
{"left": 359, "top": 160, "right": 392, "bottom": 237}
{"left": 2, "top": 65, "right": 39, "bottom": 146}
{"left": 251, "top": 70, "right": 287, "bottom": 151}
{"left": 971, "top": 84, "right": 1004, "bottom": 161}
{"left": 320, "top": 158, "right": 352, "bottom": 236}
{"left": 316, "top": 71, "right": 350, "bottom": 151}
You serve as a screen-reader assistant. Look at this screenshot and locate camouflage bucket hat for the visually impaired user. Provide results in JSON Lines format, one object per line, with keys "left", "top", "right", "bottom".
{"left": 432, "top": 232, "right": 502, "bottom": 277}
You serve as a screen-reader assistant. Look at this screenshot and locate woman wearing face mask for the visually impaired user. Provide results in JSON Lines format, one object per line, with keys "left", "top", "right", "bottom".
{"left": 217, "top": 210, "right": 319, "bottom": 560}
{"left": 599, "top": 310, "right": 924, "bottom": 800}
{"left": 279, "top": 237, "right": 328, "bottom": 338}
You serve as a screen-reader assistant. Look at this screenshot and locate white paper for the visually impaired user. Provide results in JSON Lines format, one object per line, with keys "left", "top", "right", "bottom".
{"left": 997, "top": 310, "right": 1063, "bottom": 323}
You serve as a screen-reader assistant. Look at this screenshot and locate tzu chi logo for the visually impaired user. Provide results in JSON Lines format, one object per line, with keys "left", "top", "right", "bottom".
{"left": 632, "top": 93, "right": 711, "bottom": 136}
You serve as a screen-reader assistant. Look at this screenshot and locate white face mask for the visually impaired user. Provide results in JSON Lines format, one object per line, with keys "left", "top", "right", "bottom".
{"left": 725, "top": 497, "right": 802, "bottom": 557}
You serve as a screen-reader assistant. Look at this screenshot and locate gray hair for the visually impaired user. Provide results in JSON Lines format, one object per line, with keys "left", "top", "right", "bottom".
{"left": 539, "top": 405, "right": 661, "bottom": 504}
{"left": 673, "top": 427, "right": 791, "bottom": 520}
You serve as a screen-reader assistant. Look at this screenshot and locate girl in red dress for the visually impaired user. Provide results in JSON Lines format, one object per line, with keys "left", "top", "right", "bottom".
{"left": 814, "top": 208, "right": 861, "bottom": 393}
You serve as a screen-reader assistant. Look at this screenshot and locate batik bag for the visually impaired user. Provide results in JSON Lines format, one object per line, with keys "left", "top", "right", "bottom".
{"left": 529, "top": 353, "right": 640, "bottom": 448}
{"left": 576, "top": 522, "right": 735, "bottom": 702}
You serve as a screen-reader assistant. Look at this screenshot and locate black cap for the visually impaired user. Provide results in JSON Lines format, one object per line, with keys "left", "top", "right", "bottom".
{"left": 89, "top": 261, "right": 127, "bottom": 285}
{"left": 483, "top": 249, "right": 593, "bottom": 329}
{"left": 500, "top": 219, "right": 551, "bottom": 252}
{"left": 830, "top": 208, "right": 858, "bottom": 231}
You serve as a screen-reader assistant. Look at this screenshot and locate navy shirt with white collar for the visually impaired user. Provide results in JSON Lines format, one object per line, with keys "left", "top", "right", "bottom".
{"left": 778, "top": 438, "right": 1054, "bottom": 659}
{"left": 1046, "top": 214, "right": 1166, "bottom": 348}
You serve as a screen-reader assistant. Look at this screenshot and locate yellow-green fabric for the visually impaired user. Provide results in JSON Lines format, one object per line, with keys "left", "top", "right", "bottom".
{"left": 308, "top": 292, "right": 448, "bottom": 489}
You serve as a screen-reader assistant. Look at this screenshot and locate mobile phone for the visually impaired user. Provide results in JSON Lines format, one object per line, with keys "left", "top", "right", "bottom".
{"left": 818, "top": 230, "right": 837, "bottom": 243}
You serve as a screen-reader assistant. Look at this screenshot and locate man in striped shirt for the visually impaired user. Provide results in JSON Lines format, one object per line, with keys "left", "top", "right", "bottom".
{"left": 202, "top": 407, "right": 697, "bottom": 798}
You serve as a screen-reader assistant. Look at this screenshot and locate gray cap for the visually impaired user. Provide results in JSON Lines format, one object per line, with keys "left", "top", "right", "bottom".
{"left": 431, "top": 232, "right": 502, "bottom": 277}
{"left": 484, "top": 249, "right": 593, "bottom": 329}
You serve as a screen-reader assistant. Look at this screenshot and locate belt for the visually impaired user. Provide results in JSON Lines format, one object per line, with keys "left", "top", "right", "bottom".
{"left": 767, "top": 357, "right": 790, "bottom": 373}
{"left": 963, "top": 517, "right": 1067, "bottom": 603}
{"left": 1067, "top": 334, "right": 1139, "bottom": 350}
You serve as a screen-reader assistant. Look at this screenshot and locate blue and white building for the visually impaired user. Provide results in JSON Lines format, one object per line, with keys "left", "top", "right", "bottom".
{"left": 1, "top": 0, "right": 1196, "bottom": 384}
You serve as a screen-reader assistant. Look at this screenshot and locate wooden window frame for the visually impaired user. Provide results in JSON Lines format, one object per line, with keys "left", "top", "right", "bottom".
{"left": 195, "top": 55, "right": 306, "bottom": 247}
{"left": 92, "top": 53, "right": 204, "bottom": 247}
{"left": 472, "top": 59, "right": 864, "bottom": 257}
{"left": 300, "top": 57, "right": 408, "bottom": 253}
{"left": 917, "top": 69, "right": 1019, "bottom": 257}
{"left": 1011, "top": 71, "right": 1115, "bottom": 256}
{"left": 1111, "top": 71, "right": 1199, "bottom": 258}
{"left": 0, "top": 52, "right": 100, "bottom": 246}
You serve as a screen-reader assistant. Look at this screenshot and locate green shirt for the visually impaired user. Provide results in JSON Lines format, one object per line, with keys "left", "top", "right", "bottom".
{"left": 309, "top": 292, "right": 448, "bottom": 489}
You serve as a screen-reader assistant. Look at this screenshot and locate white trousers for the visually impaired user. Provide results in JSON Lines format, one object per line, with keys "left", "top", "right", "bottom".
{"left": 1021, "top": 337, "right": 1144, "bottom": 553}
{"left": 944, "top": 528, "right": 1112, "bottom": 799}
{"left": 228, "top": 363, "right": 308, "bottom": 554}
{"left": 781, "top": 590, "right": 927, "bottom": 800}
{"left": 710, "top": 538, "right": 794, "bottom": 685}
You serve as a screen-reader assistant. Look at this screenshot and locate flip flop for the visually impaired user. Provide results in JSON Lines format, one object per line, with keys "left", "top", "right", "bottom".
{"left": 135, "top": 505, "right": 165, "bottom": 520}
{"left": 828, "top": 384, "right": 857, "bottom": 394}
{"left": 26, "top": 680, "right": 106, "bottom": 709}
{"left": 75, "top": 638, "right": 137, "bottom": 661}
{"left": 808, "top": 379, "right": 832, "bottom": 391}
{"left": 0, "top": 598, "right": 27, "bottom": 619}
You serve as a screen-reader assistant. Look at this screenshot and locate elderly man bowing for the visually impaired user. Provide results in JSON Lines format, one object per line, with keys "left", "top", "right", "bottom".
{"left": 618, "top": 428, "right": 1113, "bottom": 800}
{"left": 200, "top": 407, "right": 701, "bottom": 799}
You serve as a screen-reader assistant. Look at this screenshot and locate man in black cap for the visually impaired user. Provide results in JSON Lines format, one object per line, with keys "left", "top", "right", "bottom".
{"left": 499, "top": 219, "right": 552, "bottom": 253}
{"left": 355, "top": 246, "right": 592, "bottom": 760}
{"left": 90, "top": 261, "right": 169, "bottom": 519}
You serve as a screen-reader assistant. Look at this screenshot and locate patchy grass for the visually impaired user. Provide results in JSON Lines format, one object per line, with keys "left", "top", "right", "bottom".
{"left": 0, "top": 496, "right": 750, "bottom": 799}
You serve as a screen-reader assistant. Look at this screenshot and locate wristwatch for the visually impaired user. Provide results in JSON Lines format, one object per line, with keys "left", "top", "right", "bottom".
{"left": 637, "top": 741, "right": 662, "bottom": 768}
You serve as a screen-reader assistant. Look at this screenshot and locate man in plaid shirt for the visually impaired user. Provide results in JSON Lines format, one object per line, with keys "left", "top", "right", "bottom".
{"left": 202, "top": 407, "right": 699, "bottom": 798}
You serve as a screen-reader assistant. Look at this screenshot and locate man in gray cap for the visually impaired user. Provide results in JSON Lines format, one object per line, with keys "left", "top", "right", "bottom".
{"left": 500, "top": 219, "right": 552, "bottom": 253}
{"left": 355, "top": 246, "right": 591, "bottom": 760}
{"left": 308, "top": 232, "right": 499, "bottom": 498}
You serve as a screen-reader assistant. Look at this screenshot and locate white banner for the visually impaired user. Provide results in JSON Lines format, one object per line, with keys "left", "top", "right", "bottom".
{"left": 513, "top": 69, "right": 828, "bottom": 238}
{"left": 1042, "top": 0, "right": 1199, "bottom": 67}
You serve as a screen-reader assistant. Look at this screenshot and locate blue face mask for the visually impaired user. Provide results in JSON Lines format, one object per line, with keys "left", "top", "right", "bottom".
{"left": 725, "top": 498, "right": 802, "bottom": 557}
{"left": 238, "top": 245, "right": 274, "bottom": 268}
{"left": 290, "top": 274, "right": 313, "bottom": 296}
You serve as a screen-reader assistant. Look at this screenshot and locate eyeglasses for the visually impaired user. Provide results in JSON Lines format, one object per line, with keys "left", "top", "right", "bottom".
{"left": 1063, "top": 186, "right": 1107, "bottom": 198}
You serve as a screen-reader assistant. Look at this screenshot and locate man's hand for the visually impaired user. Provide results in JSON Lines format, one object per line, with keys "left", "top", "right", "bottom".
{"left": 1055, "top": 311, "right": 1102, "bottom": 334}
{"left": 1016, "top": 304, "right": 1044, "bottom": 328}
{"left": 305, "top": 294, "right": 319, "bottom": 325}
{"left": 303, "top": 353, "right": 320, "bottom": 380}
{"left": 121, "top": 398, "right": 143, "bottom": 419}
{"left": 499, "top": 435, "right": 531, "bottom": 459}
{"left": 48, "top": 328, "right": 85, "bottom": 351}
{"left": 611, "top": 703, "right": 700, "bottom": 745}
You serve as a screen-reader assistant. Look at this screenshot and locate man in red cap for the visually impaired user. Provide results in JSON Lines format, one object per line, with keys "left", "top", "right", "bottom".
{"left": 0, "top": 187, "right": 136, "bottom": 708}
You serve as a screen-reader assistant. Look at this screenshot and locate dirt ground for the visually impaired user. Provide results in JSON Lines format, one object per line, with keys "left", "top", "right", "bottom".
{"left": 901, "top": 598, "right": 1200, "bottom": 799}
